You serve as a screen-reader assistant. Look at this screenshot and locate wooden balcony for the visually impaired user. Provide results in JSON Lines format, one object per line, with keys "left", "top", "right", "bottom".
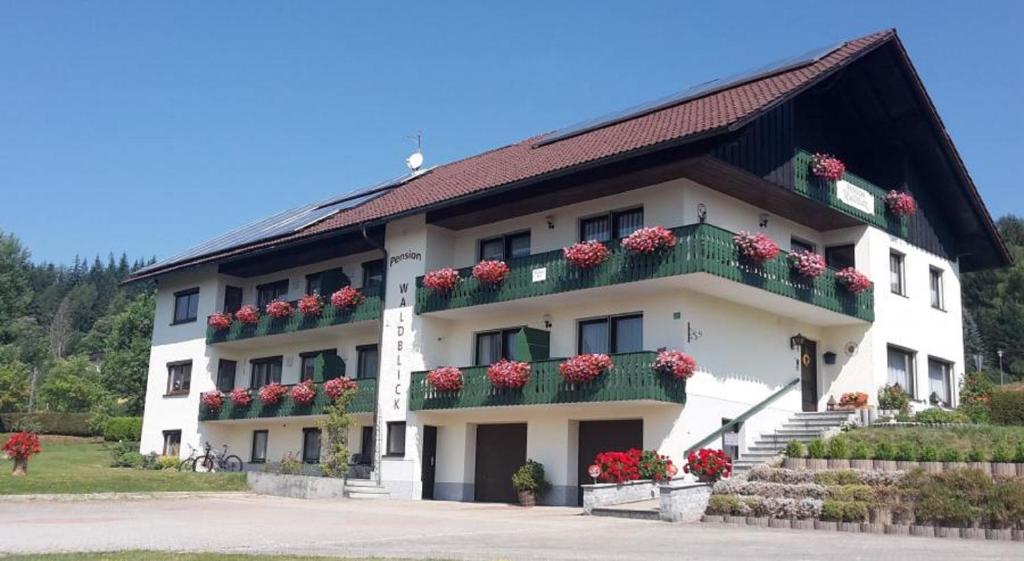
{"left": 198, "top": 378, "right": 377, "bottom": 421}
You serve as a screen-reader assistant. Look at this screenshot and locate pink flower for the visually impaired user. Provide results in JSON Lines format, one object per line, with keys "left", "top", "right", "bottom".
{"left": 835, "top": 267, "right": 871, "bottom": 293}
{"left": 229, "top": 388, "right": 253, "bottom": 407}
{"left": 265, "top": 300, "right": 293, "bottom": 319}
{"left": 258, "top": 383, "right": 288, "bottom": 405}
{"left": 621, "top": 226, "right": 677, "bottom": 254}
{"left": 324, "top": 377, "right": 358, "bottom": 400}
{"left": 297, "top": 294, "right": 322, "bottom": 317}
{"left": 426, "top": 367, "right": 463, "bottom": 392}
{"left": 811, "top": 153, "right": 845, "bottom": 181}
{"left": 563, "top": 240, "right": 611, "bottom": 269}
{"left": 559, "top": 354, "right": 614, "bottom": 383}
{"left": 786, "top": 250, "right": 826, "bottom": 278}
{"left": 330, "top": 286, "right": 365, "bottom": 309}
{"left": 884, "top": 190, "right": 917, "bottom": 216}
{"left": 290, "top": 380, "right": 317, "bottom": 406}
{"left": 234, "top": 305, "right": 260, "bottom": 325}
{"left": 423, "top": 268, "right": 460, "bottom": 292}
{"left": 487, "top": 359, "right": 531, "bottom": 389}
{"left": 200, "top": 391, "right": 224, "bottom": 412}
{"left": 653, "top": 350, "right": 697, "bottom": 380}
{"left": 208, "top": 313, "right": 232, "bottom": 331}
{"left": 733, "top": 231, "right": 780, "bottom": 264}
{"left": 472, "top": 260, "right": 510, "bottom": 285}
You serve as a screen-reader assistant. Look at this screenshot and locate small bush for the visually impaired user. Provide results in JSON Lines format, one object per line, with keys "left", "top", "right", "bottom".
{"left": 784, "top": 440, "right": 805, "bottom": 458}
{"left": 156, "top": 455, "right": 179, "bottom": 470}
{"left": 1015, "top": 441, "right": 1024, "bottom": 463}
{"left": 828, "top": 484, "right": 875, "bottom": 502}
{"left": 109, "top": 441, "right": 143, "bottom": 468}
{"left": 821, "top": 499, "right": 868, "bottom": 522}
{"left": 939, "top": 448, "right": 964, "bottom": 462}
{"left": 826, "top": 437, "right": 849, "bottom": 460}
{"left": 986, "top": 478, "right": 1024, "bottom": 529}
{"left": 103, "top": 417, "right": 143, "bottom": 442}
{"left": 873, "top": 441, "right": 895, "bottom": 461}
{"left": 991, "top": 443, "right": 1014, "bottom": 463}
{"left": 707, "top": 494, "right": 741, "bottom": 515}
{"left": 966, "top": 447, "right": 986, "bottom": 462}
{"left": 894, "top": 441, "right": 917, "bottom": 461}
{"left": 878, "top": 383, "right": 910, "bottom": 412}
{"left": 849, "top": 442, "right": 871, "bottom": 460}
{"left": 914, "top": 408, "right": 970, "bottom": 424}
{"left": 906, "top": 468, "right": 990, "bottom": 527}
{"left": 990, "top": 390, "right": 1024, "bottom": 426}
{"left": 917, "top": 445, "right": 939, "bottom": 462}
{"left": 807, "top": 438, "right": 827, "bottom": 459}
{"left": 815, "top": 470, "right": 860, "bottom": 486}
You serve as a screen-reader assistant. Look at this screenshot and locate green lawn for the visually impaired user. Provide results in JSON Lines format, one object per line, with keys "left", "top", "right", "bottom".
{"left": 840, "top": 424, "right": 1024, "bottom": 453}
{"left": 0, "top": 435, "right": 247, "bottom": 495}
{"left": 0, "top": 554, "right": 439, "bottom": 561}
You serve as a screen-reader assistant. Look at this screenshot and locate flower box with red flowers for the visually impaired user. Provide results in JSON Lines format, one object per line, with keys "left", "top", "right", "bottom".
{"left": 3, "top": 432, "right": 41, "bottom": 460}
{"left": 265, "top": 300, "right": 294, "bottom": 319}
{"left": 426, "top": 366, "right": 464, "bottom": 392}
{"left": 472, "top": 260, "right": 509, "bottom": 286}
{"left": 330, "top": 286, "right": 365, "bottom": 310}
{"left": 324, "top": 377, "right": 358, "bottom": 401}
{"left": 423, "top": 268, "right": 460, "bottom": 293}
{"left": 621, "top": 226, "right": 677, "bottom": 254}
{"left": 884, "top": 190, "right": 917, "bottom": 217}
{"left": 835, "top": 267, "right": 871, "bottom": 293}
{"left": 592, "top": 448, "right": 675, "bottom": 483}
{"left": 234, "top": 305, "right": 260, "bottom": 325}
{"left": 684, "top": 448, "right": 732, "bottom": 483}
{"left": 786, "top": 250, "right": 827, "bottom": 278}
{"left": 229, "top": 387, "right": 253, "bottom": 407}
{"left": 653, "top": 350, "right": 697, "bottom": 380}
{"left": 838, "top": 391, "right": 869, "bottom": 410}
{"left": 810, "top": 153, "right": 846, "bottom": 181}
{"left": 559, "top": 354, "right": 613, "bottom": 383}
{"left": 733, "top": 231, "right": 780, "bottom": 264}
{"left": 290, "top": 380, "right": 317, "bottom": 406}
{"left": 487, "top": 359, "right": 531, "bottom": 389}
{"left": 258, "top": 383, "right": 288, "bottom": 405}
{"left": 562, "top": 240, "right": 611, "bottom": 269}
{"left": 297, "top": 294, "right": 322, "bottom": 317}
{"left": 200, "top": 391, "right": 224, "bottom": 412}
{"left": 208, "top": 312, "right": 232, "bottom": 331}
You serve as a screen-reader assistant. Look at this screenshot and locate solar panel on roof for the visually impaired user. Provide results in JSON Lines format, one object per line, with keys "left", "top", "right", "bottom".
{"left": 535, "top": 41, "right": 846, "bottom": 147}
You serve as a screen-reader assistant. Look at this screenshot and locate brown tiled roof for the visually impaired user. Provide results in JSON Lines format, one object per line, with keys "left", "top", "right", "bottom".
{"left": 127, "top": 30, "right": 897, "bottom": 282}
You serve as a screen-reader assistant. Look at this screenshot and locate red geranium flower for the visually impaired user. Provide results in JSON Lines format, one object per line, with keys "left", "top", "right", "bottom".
{"left": 265, "top": 300, "right": 293, "bottom": 319}
{"left": 229, "top": 387, "right": 253, "bottom": 407}
{"left": 733, "top": 231, "right": 780, "bottom": 264}
{"left": 787, "top": 250, "right": 827, "bottom": 278}
{"left": 258, "top": 383, "right": 288, "bottom": 405}
{"left": 621, "top": 226, "right": 677, "bottom": 254}
{"left": 811, "top": 153, "right": 845, "bottom": 181}
{"left": 423, "top": 268, "right": 460, "bottom": 292}
{"left": 297, "top": 294, "right": 322, "bottom": 317}
{"left": 324, "top": 377, "right": 358, "bottom": 401}
{"left": 200, "top": 391, "right": 224, "bottom": 412}
{"left": 683, "top": 448, "right": 733, "bottom": 483}
{"left": 884, "top": 190, "right": 917, "bottom": 216}
{"left": 559, "top": 354, "right": 613, "bottom": 383}
{"left": 234, "top": 305, "right": 260, "bottom": 325}
{"left": 487, "top": 359, "right": 531, "bottom": 389}
{"left": 3, "top": 432, "right": 41, "bottom": 460}
{"left": 472, "top": 260, "right": 510, "bottom": 285}
{"left": 835, "top": 267, "right": 871, "bottom": 293}
{"left": 208, "top": 312, "right": 232, "bottom": 331}
{"left": 563, "top": 240, "right": 611, "bottom": 269}
{"left": 330, "top": 286, "right": 365, "bottom": 310}
{"left": 290, "top": 380, "right": 317, "bottom": 406}
{"left": 426, "top": 366, "right": 463, "bottom": 392}
{"left": 653, "top": 350, "right": 697, "bottom": 380}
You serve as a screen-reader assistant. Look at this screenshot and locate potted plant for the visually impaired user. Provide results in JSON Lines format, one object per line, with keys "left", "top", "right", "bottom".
{"left": 426, "top": 366, "right": 463, "bottom": 392}
{"left": 835, "top": 267, "right": 871, "bottom": 294}
{"left": 810, "top": 153, "right": 845, "bottom": 181}
{"left": 837, "top": 392, "right": 869, "bottom": 410}
{"left": 290, "top": 380, "right": 317, "bottom": 406}
{"left": 330, "top": 286, "right": 365, "bottom": 310}
{"left": 487, "top": 359, "right": 531, "bottom": 389}
{"left": 784, "top": 440, "right": 806, "bottom": 469}
{"left": 512, "top": 459, "right": 551, "bottom": 507}
{"left": 732, "top": 231, "right": 779, "bottom": 265}
{"left": 563, "top": 240, "right": 610, "bottom": 269}
{"left": 559, "top": 354, "right": 613, "bottom": 383}
{"left": 652, "top": 350, "right": 697, "bottom": 380}
{"left": 472, "top": 260, "right": 510, "bottom": 286}
{"left": 884, "top": 190, "right": 917, "bottom": 216}
{"left": 3, "top": 432, "right": 41, "bottom": 476}
{"left": 234, "top": 304, "right": 260, "bottom": 325}
{"left": 787, "top": 250, "right": 826, "bottom": 278}
{"left": 324, "top": 377, "right": 358, "bottom": 401}
{"left": 200, "top": 390, "right": 224, "bottom": 412}
{"left": 258, "top": 382, "right": 288, "bottom": 405}
{"left": 620, "top": 226, "right": 677, "bottom": 254}
{"left": 208, "top": 312, "right": 232, "bottom": 331}
{"left": 683, "top": 448, "right": 732, "bottom": 483}
{"left": 877, "top": 383, "right": 910, "bottom": 415}
{"left": 265, "top": 299, "right": 293, "bottom": 319}
{"left": 423, "top": 268, "right": 460, "bottom": 293}
{"left": 229, "top": 387, "right": 253, "bottom": 407}
{"left": 297, "top": 294, "right": 322, "bottom": 317}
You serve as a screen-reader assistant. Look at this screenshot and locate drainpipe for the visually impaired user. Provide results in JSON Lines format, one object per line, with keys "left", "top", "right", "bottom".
{"left": 362, "top": 223, "right": 387, "bottom": 487}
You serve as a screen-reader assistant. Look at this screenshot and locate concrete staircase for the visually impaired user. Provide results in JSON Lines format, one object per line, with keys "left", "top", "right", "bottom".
{"left": 344, "top": 477, "right": 391, "bottom": 499}
{"left": 731, "top": 411, "right": 854, "bottom": 474}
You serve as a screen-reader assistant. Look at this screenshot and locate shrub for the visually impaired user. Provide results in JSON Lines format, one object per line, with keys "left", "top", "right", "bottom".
{"left": 512, "top": 459, "right": 551, "bottom": 496}
{"left": 828, "top": 484, "right": 875, "bottom": 502}
{"left": 0, "top": 412, "right": 95, "bottom": 436}
{"left": 103, "top": 417, "right": 142, "bottom": 442}
{"left": 986, "top": 478, "right": 1024, "bottom": 529}
{"left": 714, "top": 479, "right": 828, "bottom": 500}
{"left": 877, "top": 383, "right": 910, "bottom": 413}
{"left": 821, "top": 499, "right": 867, "bottom": 522}
{"left": 826, "top": 437, "right": 849, "bottom": 460}
{"left": 916, "top": 445, "right": 939, "bottom": 462}
{"left": 894, "top": 441, "right": 917, "bottom": 461}
{"left": 1015, "top": 441, "right": 1024, "bottom": 463}
{"left": 990, "top": 390, "right": 1024, "bottom": 426}
{"left": 914, "top": 408, "right": 970, "bottom": 424}
{"left": 872, "top": 441, "right": 895, "bottom": 461}
{"left": 109, "top": 441, "right": 143, "bottom": 468}
{"left": 905, "top": 468, "right": 990, "bottom": 527}
{"left": 273, "top": 453, "right": 302, "bottom": 475}
{"left": 806, "top": 438, "right": 827, "bottom": 459}
{"left": 850, "top": 442, "right": 871, "bottom": 460}
{"left": 939, "top": 448, "right": 965, "bottom": 462}
{"left": 966, "top": 447, "right": 986, "bottom": 462}
{"left": 815, "top": 470, "right": 860, "bottom": 486}
{"left": 706, "top": 494, "right": 741, "bottom": 515}
{"left": 156, "top": 455, "right": 179, "bottom": 470}
{"left": 991, "top": 443, "right": 1014, "bottom": 463}
{"left": 784, "top": 440, "right": 805, "bottom": 458}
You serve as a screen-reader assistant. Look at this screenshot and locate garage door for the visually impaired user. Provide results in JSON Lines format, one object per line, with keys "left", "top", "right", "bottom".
{"left": 577, "top": 419, "right": 643, "bottom": 505}
{"left": 475, "top": 423, "right": 527, "bottom": 503}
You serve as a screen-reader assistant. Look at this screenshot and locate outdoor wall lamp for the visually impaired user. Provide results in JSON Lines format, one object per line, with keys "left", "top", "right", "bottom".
{"left": 543, "top": 314, "right": 552, "bottom": 329}
{"left": 789, "top": 333, "right": 807, "bottom": 350}
{"left": 545, "top": 215, "right": 555, "bottom": 229}
{"left": 759, "top": 213, "right": 770, "bottom": 228}
{"left": 697, "top": 203, "right": 707, "bottom": 223}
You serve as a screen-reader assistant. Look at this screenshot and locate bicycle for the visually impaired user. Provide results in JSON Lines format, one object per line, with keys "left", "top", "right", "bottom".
{"left": 192, "top": 441, "right": 244, "bottom": 473}
{"left": 177, "top": 443, "right": 200, "bottom": 472}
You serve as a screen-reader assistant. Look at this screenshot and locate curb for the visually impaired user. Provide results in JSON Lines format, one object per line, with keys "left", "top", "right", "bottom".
{"left": 701, "top": 515, "right": 1024, "bottom": 542}
{"left": 0, "top": 491, "right": 252, "bottom": 503}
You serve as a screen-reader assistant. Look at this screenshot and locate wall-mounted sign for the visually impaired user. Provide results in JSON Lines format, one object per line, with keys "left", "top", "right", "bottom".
{"left": 389, "top": 251, "right": 422, "bottom": 268}
{"left": 836, "top": 180, "right": 874, "bottom": 215}
{"left": 532, "top": 267, "right": 547, "bottom": 283}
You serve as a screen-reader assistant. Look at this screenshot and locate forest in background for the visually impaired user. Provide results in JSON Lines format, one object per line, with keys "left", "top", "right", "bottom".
{"left": 0, "top": 216, "right": 1021, "bottom": 423}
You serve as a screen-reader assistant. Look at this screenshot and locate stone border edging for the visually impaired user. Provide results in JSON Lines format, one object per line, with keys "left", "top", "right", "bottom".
{"left": 0, "top": 491, "right": 251, "bottom": 503}
{"left": 701, "top": 514, "right": 1024, "bottom": 542}
{"left": 783, "top": 457, "right": 1024, "bottom": 476}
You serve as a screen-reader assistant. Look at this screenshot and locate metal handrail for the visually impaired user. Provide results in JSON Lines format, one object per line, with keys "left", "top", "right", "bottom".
{"left": 684, "top": 377, "right": 800, "bottom": 455}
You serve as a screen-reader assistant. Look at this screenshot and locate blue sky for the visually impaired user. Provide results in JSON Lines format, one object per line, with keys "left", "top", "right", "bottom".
{"left": 1, "top": 1, "right": 1021, "bottom": 264}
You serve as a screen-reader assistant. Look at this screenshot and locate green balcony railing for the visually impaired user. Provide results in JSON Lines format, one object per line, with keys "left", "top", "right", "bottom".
{"left": 409, "top": 351, "right": 683, "bottom": 411}
{"left": 198, "top": 378, "right": 377, "bottom": 421}
{"left": 792, "top": 149, "right": 907, "bottom": 237}
{"left": 415, "top": 223, "right": 873, "bottom": 321}
{"left": 206, "top": 288, "right": 383, "bottom": 344}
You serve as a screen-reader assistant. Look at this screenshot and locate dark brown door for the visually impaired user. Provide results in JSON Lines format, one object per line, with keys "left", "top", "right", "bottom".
{"left": 577, "top": 420, "right": 643, "bottom": 505}
{"left": 801, "top": 339, "right": 819, "bottom": 412}
{"left": 475, "top": 424, "right": 527, "bottom": 503}
{"left": 421, "top": 425, "right": 437, "bottom": 500}
{"left": 359, "top": 426, "right": 374, "bottom": 465}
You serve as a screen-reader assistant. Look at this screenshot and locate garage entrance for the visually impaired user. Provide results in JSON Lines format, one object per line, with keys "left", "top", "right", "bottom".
{"left": 577, "top": 419, "right": 643, "bottom": 505}
{"left": 474, "top": 423, "right": 527, "bottom": 503}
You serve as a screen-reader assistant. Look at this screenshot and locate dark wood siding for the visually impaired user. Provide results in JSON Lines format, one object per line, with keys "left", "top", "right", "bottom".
{"left": 712, "top": 103, "right": 795, "bottom": 188}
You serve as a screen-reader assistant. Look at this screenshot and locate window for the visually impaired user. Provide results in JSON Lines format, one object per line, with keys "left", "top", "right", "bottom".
{"left": 162, "top": 430, "right": 182, "bottom": 456}
{"left": 479, "top": 231, "right": 531, "bottom": 261}
{"left": 825, "top": 245, "right": 856, "bottom": 271}
{"left": 386, "top": 422, "right": 406, "bottom": 456}
{"left": 474, "top": 328, "right": 522, "bottom": 365}
{"left": 356, "top": 345, "right": 379, "bottom": 379}
{"left": 790, "top": 238, "right": 815, "bottom": 254}
{"left": 302, "top": 428, "right": 322, "bottom": 464}
{"left": 216, "top": 360, "right": 237, "bottom": 392}
{"left": 927, "top": 358, "right": 953, "bottom": 406}
{"left": 305, "top": 273, "right": 322, "bottom": 295}
{"left": 223, "top": 286, "right": 243, "bottom": 314}
{"left": 172, "top": 288, "right": 200, "bottom": 324}
{"left": 930, "top": 267, "right": 945, "bottom": 310}
{"left": 256, "top": 279, "right": 289, "bottom": 309}
{"left": 362, "top": 259, "right": 385, "bottom": 291}
{"left": 886, "top": 346, "right": 915, "bottom": 397}
{"left": 577, "top": 314, "right": 643, "bottom": 355}
{"left": 251, "top": 430, "right": 268, "bottom": 464}
{"left": 250, "top": 356, "right": 283, "bottom": 388}
{"left": 166, "top": 361, "right": 192, "bottom": 395}
{"left": 579, "top": 208, "right": 644, "bottom": 242}
{"left": 889, "top": 251, "right": 906, "bottom": 296}
{"left": 300, "top": 349, "right": 338, "bottom": 382}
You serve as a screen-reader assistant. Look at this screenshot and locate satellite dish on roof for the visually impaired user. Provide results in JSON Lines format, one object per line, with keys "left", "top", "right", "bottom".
{"left": 406, "top": 150, "right": 424, "bottom": 172}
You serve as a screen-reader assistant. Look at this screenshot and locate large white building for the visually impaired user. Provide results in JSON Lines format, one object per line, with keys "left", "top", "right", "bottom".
{"left": 130, "top": 30, "right": 1009, "bottom": 505}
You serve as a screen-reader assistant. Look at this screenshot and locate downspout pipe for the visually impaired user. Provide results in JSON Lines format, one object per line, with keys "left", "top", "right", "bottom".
{"left": 362, "top": 223, "right": 387, "bottom": 486}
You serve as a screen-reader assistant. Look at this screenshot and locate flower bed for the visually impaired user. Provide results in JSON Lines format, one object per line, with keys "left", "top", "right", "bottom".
{"left": 200, "top": 391, "right": 224, "bottom": 412}
{"left": 423, "top": 267, "right": 460, "bottom": 292}
{"left": 426, "top": 366, "right": 463, "bottom": 392}
{"left": 487, "top": 359, "right": 531, "bottom": 389}
{"left": 330, "top": 286, "right": 365, "bottom": 309}
{"left": 621, "top": 226, "right": 677, "bottom": 254}
{"left": 835, "top": 267, "right": 871, "bottom": 293}
{"left": 733, "top": 231, "right": 779, "bottom": 264}
{"left": 562, "top": 240, "right": 611, "bottom": 269}
{"left": 290, "top": 381, "right": 317, "bottom": 406}
{"left": 884, "top": 190, "right": 917, "bottom": 216}
{"left": 592, "top": 448, "right": 675, "bottom": 483}
{"left": 208, "top": 312, "right": 232, "bottom": 331}
{"left": 787, "top": 250, "right": 826, "bottom": 278}
{"left": 559, "top": 354, "right": 613, "bottom": 383}
{"left": 229, "top": 388, "right": 253, "bottom": 407}
{"left": 265, "top": 300, "right": 294, "bottom": 319}
{"left": 235, "top": 305, "right": 260, "bottom": 325}
{"left": 472, "top": 260, "right": 509, "bottom": 285}
{"left": 810, "top": 153, "right": 845, "bottom": 181}
{"left": 258, "top": 383, "right": 288, "bottom": 405}
{"left": 324, "top": 377, "right": 358, "bottom": 400}
{"left": 297, "top": 294, "right": 322, "bottom": 317}
{"left": 653, "top": 350, "right": 696, "bottom": 380}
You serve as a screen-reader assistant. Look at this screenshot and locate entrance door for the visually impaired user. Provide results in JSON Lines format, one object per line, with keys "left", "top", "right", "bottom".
{"left": 359, "top": 426, "right": 374, "bottom": 465}
{"left": 475, "top": 424, "right": 527, "bottom": 503}
{"left": 421, "top": 425, "right": 438, "bottom": 500}
{"left": 800, "top": 339, "right": 819, "bottom": 412}
{"left": 577, "top": 420, "right": 643, "bottom": 505}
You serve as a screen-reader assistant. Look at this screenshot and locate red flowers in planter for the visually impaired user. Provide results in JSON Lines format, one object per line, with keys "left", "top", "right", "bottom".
{"left": 884, "top": 190, "right": 917, "bottom": 216}
{"left": 563, "top": 240, "right": 611, "bottom": 269}
{"left": 297, "top": 294, "right": 322, "bottom": 317}
{"left": 653, "top": 350, "right": 697, "bottom": 380}
{"left": 200, "top": 391, "right": 224, "bottom": 412}
{"left": 487, "top": 359, "right": 531, "bottom": 389}
{"left": 208, "top": 312, "right": 232, "bottom": 331}
{"left": 559, "top": 354, "right": 613, "bottom": 383}
{"left": 684, "top": 448, "right": 733, "bottom": 483}
{"left": 229, "top": 388, "right": 253, "bottom": 407}
{"left": 265, "top": 299, "right": 293, "bottom": 319}
{"left": 423, "top": 268, "right": 460, "bottom": 292}
{"left": 835, "top": 267, "right": 871, "bottom": 294}
{"left": 621, "top": 226, "right": 677, "bottom": 254}
{"left": 330, "top": 286, "right": 365, "bottom": 310}
{"left": 811, "top": 153, "right": 845, "bottom": 181}
{"left": 426, "top": 366, "right": 464, "bottom": 392}
{"left": 3, "top": 432, "right": 41, "bottom": 460}
{"left": 592, "top": 449, "right": 675, "bottom": 483}
{"left": 234, "top": 305, "right": 260, "bottom": 325}
{"left": 733, "top": 231, "right": 780, "bottom": 264}
{"left": 258, "top": 383, "right": 288, "bottom": 405}
{"left": 324, "top": 377, "right": 358, "bottom": 401}
{"left": 472, "top": 260, "right": 509, "bottom": 285}
{"left": 787, "top": 250, "right": 827, "bottom": 278}
{"left": 290, "top": 380, "right": 317, "bottom": 406}
{"left": 838, "top": 392, "right": 869, "bottom": 409}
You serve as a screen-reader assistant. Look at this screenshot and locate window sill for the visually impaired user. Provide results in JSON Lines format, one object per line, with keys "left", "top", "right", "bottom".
{"left": 890, "top": 291, "right": 909, "bottom": 299}
{"left": 163, "top": 391, "right": 190, "bottom": 398}
{"left": 170, "top": 319, "right": 198, "bottom": 326}
{"left": 382, "top": 453, "right": 405, "bottom": 459}
{"left": 931, "top": 306, "right": 947, "bottom": 313}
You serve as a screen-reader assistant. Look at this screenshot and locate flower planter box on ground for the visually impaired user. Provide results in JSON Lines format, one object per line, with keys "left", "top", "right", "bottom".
{"left": 581, "top": 479, "right": 660, "bottom": 513}
{"left": 658, "top": 481, "right": 712, "bottom": 523}
{"left": 944, "top": 461, "right": 967, "bottom": 471}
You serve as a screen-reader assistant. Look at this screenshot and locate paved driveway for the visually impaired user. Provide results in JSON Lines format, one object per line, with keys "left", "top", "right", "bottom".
{"left": 0, "top": 495, "right": 1019, "bottom": 560}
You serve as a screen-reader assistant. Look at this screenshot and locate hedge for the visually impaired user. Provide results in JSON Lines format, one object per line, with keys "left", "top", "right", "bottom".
{"left": 0, "top": 412, "right": 95, "bottom": 436}
{"left": 103, "top": 417, "right": 143, "bottom": 442}
{"left": 990, "top": 390, "right": 1024, "bottom": 426}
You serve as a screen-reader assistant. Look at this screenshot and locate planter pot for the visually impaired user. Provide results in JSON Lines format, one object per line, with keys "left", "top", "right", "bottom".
{"left": 960, "top": 527, "right": 986, "bottom": 540}
{"left": 920, "top": 461, "right": 943, "bottom": 473}
{"left": 991, "top": 463, "right": 1016, "bottom": 477}
{"left": 784, "top": 457, "right": 806, "bottom": 469}
{"left": 884, "top": 524, "right": 909, "bottom": 535}
{"left": 943, "top": 462, "right": 967, "bottom": 471}
{"left": 910, "top": 525, "right": 934, "bottom": 537}
{"left": 874, "top": 460, "right": 896, "bottom": 471}
{"left": 517, "top": 491, "right": 536, "bottom": 507}
{"left": 850, "top": 459, "right": 873, "bottom": 470}
{"left": 814, "top": 520, "right": 838, "bottom": 531}
{"left": 896, "top": 461, "right": 919, "bottom": 471}
{"left": 768, "top": 518, "right": 790, "bottom": 529}
{"left": 967, "top": 461, "right": 991, "bottom": 474}
{"left": 11, "top": 457, "right": 27, "bottom": 477}
{"left": 986, "top": 528, "right": 1012, "bottom": 541}
{"left": 659, "top": 482, "right": 712, "bottom": 523}
{"left": 828, "top": 459, "right": 850, "bottom": 469}
{"left": 806, "top": 458, "right": 827, "bottom": 470}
